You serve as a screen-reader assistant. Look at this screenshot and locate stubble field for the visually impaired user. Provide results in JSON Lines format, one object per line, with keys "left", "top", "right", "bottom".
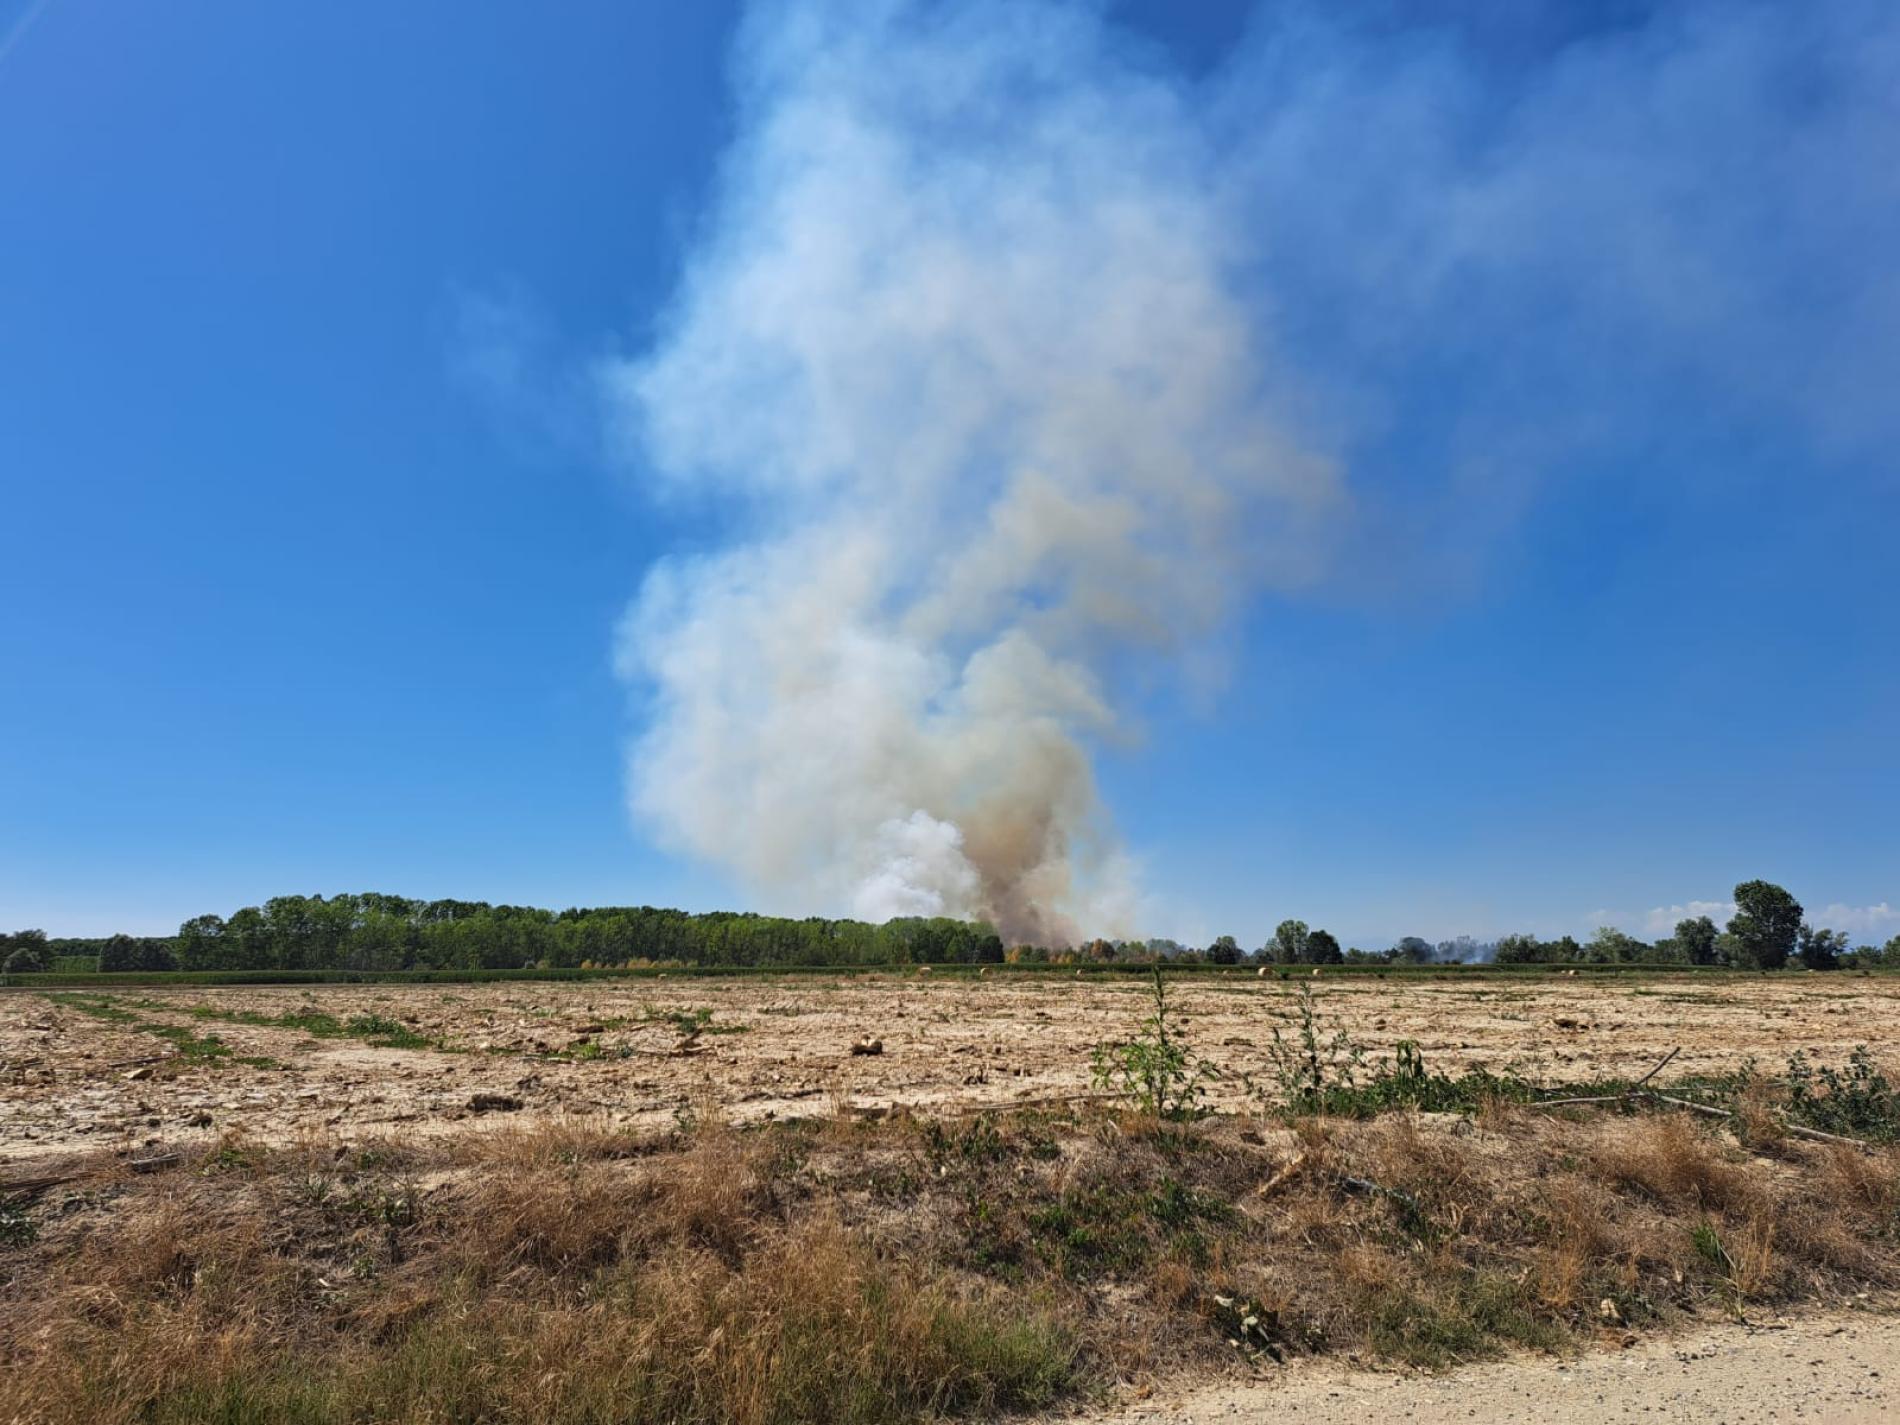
{"left": 8, "top": 969, "right": 1900, "bottom": 1424}
{"left": 6, "top": 970, "right": 1894, "bottom": 1162}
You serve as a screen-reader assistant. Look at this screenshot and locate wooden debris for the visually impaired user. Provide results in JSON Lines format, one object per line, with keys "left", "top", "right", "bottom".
{"left": 1539, "top": 1047, "right": 1878, "bottom": 1149}
{"left": 1, "top": 1172, "right": 79, "bottom": 1197}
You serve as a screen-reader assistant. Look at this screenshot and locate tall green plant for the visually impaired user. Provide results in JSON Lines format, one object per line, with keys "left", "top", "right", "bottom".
{"left": 1091, "top": 964, "right": 1216, "bottom": 1121}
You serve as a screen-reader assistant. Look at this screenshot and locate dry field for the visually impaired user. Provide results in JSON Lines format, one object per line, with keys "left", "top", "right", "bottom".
{"left": 6, "top": 971, "right": 1900, "bottom": 1424}
{"left": 3, "top": 971, "right": 1896, "bottom": 1161}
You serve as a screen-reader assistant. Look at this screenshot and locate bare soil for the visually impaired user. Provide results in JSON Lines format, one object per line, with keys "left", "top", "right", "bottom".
{"left": 1082, "top": 1309, "right": 1900, "bottom": 1423}
{"left": 5, "top": 972, "right": 1896, "bottom": 1163}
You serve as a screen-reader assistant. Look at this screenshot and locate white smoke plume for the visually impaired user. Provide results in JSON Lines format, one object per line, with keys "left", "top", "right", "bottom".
{"left": 604, "top": 2, "right": 1340, "bottom": 944}
{"left": 606, "top": 0, "right": 1899, "bottom": 946}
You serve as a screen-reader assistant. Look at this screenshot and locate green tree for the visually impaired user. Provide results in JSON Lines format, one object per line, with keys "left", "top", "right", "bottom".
{"left": 1300, "top": 928, "right": 1343, "bottom": 964}
{"left": 1728, "top": 880, "right": 1803, "bottom": 970}
{"left": 175, "top": 914, "right": 231, "bottom": 971}
{"left": 98, "top": 934, "right": 174, "bottom": 972}
{"left": 1, "top": 930, "right": 49, "bottom": 972}
{"left": 1586, "top": 926, "right": 1650, "bottom": 963}
{"left": 1796, "top": 924, "right": 1848, "bottom": 971}
{"left": 1271, "top": 920, "right": 1309, "bottom": 964}
{"left": 1674, "top": 915, "right": 1720, "bottom": 966}
{"left": 1390, "top": 936, "right": 1435, "bottom": 965}
{"left": 1206, "top": 934, "right": 1241, "bottom": 965}
{"left": 1493, "top": 933, "right": 1545, "bottom": 965}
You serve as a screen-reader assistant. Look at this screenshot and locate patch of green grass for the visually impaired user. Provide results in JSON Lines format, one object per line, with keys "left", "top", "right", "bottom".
{"left": 47, "top": 993, "right": 282, "bottom": 1071}
{"left": 45, "top": 991, "right": 140, "bottom": 1024}
{"left": 344, "top": 1013, "right": 434, "bottom": 1049}
{"left": 0, "top": 1200, "right": 36, "bottom": 1248}
{"left": 1362, "top": 1273, "right": 1562, "bottom": 1367}
{"left": 148, "top": 1023, "right": 234, "bottom": 1065}
{"left": 1024, "top": 1174, "right": 1228, "bottom": 1281}
{"left": 639, "top": 1004, "right": 749, "bottom": 1036}
{"left": 177, "top": 1003, "right": 454, "bottom": 1052}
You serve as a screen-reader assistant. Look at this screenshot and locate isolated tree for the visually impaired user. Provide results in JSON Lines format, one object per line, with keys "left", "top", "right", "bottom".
{"left": 1727, "top": 880, "right": 1803, "bottom": 970}
{"left": 1674, "top": 916, "right": 1720, "bottom": 966}
{"left": 1206, "top": 935, "right": 1241, "bottom": 965}
{"left": 1301, "top": 928, "right": 1343, "bottom": 964}
{"left": 1271, "top": 919, "right": 1309, "bottom": 964}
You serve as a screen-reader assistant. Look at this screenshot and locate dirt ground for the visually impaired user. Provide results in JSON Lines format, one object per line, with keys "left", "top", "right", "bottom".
{"left": 4, "top": 971, "right": 1895, "bottom": 1164}
{"left": 1081, "top": 1309, "right": 1900, "bottom": 1423}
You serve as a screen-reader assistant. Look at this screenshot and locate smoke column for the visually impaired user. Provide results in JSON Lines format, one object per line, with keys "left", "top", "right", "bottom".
{"left": 606, "top": 0, "right": 1900, "bottom": 945}
{"left": 604, "top": 2, "right": 1341, "bottom": 945}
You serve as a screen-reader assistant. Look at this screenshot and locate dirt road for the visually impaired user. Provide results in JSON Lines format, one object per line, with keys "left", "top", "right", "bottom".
{"left": 1081, "top": 1311, "right": 1899, "bottom": 1423}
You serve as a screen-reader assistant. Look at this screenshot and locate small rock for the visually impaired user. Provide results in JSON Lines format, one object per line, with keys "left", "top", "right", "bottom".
{"left": 850, "top": 1037, "right": 884, "bottom": 1057}
{"left": 122, "top": 1066, "right": 154, "bottom": 1082}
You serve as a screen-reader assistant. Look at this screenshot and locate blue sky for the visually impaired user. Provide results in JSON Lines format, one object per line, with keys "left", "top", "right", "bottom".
{"left": 3, "top": 1, "right": 1896, "bottom": 948}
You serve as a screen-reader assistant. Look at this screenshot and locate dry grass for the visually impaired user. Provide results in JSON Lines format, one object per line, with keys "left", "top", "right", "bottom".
{"left": 5, "top": 1101, "right": 1900, "bottom": 1421}
{"left": 1590, "top": 1113, "right": 1751, "bottom": 1212}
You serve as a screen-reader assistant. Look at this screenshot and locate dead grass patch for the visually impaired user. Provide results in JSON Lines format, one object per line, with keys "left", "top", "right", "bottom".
{"left": 5, "top": 1104, "right": 1900, "bottom": 1421}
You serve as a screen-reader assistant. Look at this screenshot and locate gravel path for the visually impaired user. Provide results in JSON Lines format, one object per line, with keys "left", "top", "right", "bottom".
{"left": 1081, "top": 1311, "right": 1899, "bottom": 1424}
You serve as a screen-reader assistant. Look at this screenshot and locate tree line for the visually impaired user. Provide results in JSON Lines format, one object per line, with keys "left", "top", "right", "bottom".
{"left": 3, "top": 895, "right": 1005, "bottom": 974}
{"left": 1489, "top": 881, "right": 1885, "bottom": 970}
{"left": 1204, "top": 883, "right": 1892, "bottom": 970}
{"left": 3, "top": 878, "right": 1894, "bottom": 976}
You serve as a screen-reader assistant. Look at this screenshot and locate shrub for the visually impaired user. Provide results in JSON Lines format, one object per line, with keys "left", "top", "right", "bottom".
{"left": 1091, "top": 965, "right": 1216, "bottom": 1121}
{"left": 1786, "top": 1046, "right": 1900, "bottom": 1142}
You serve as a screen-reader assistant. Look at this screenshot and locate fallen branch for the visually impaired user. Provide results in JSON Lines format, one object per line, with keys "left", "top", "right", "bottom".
{"left": 1644, "top": 1092, "right": 1867, "bottom": 1146}
{"left": 1541, "top": 1081, "right": 1877, "bottom": 1150}
{"left": 1539, "top": 1047, "right": 1682, "bottom": 1111}
{"left": 1643, "top": 1092, "right": 1730, "bottom": 1121}
{"left": 1, "top": 1173, "right": 78, "bottom": 1196}
{"left": 1783, "top": 1123, "right": 1871, "bottom": 1147}
{"left": 1629, "top": 1045, "right": 1682, "bottom": 1090}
